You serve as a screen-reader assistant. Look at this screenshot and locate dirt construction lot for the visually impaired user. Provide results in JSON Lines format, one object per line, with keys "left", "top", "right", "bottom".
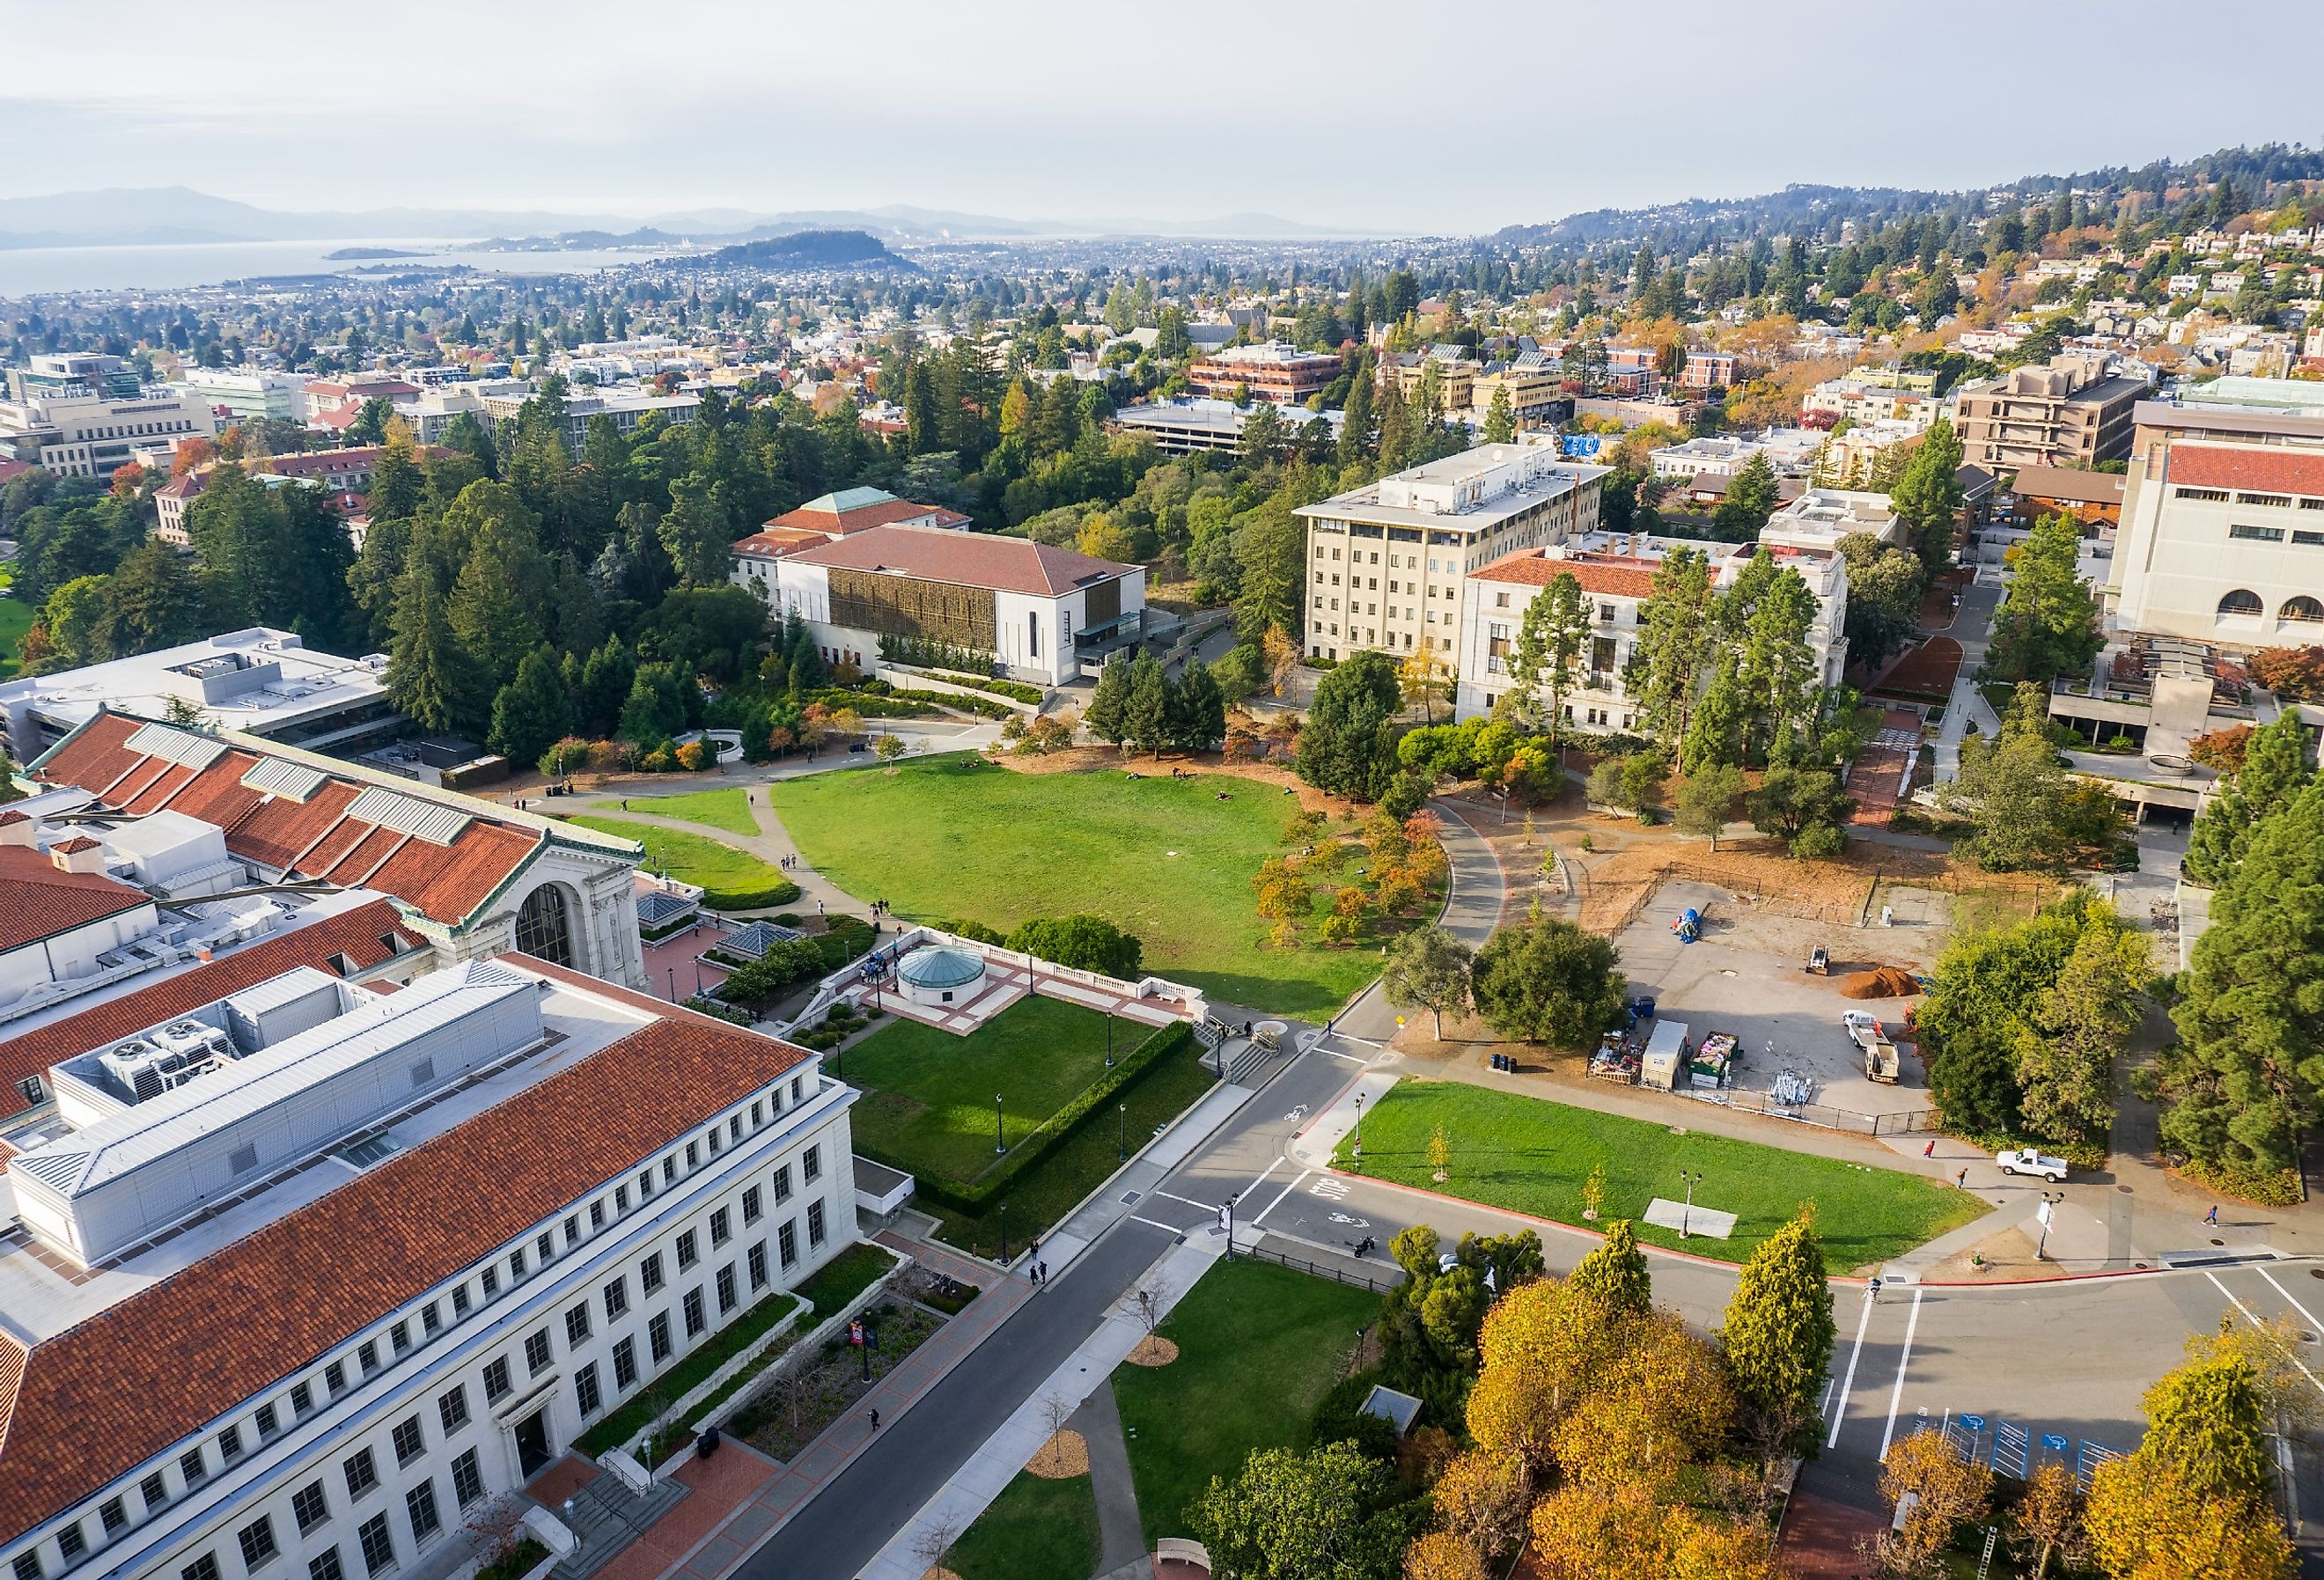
{"left": 1611, "top": 879, "right": 1954, "bottom": 1121}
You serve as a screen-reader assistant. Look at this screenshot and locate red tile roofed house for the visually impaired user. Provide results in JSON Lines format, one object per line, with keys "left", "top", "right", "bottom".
{"left": 0, "top": 843, "right": 160, "bottom": 1040}
{"left": 151, "top": 448, "right": 444, "bottom": 544}
{"left": 28, "top": 712, "right": 650, "bottom": 988}
{"left": 0, "top": 951, "right": 859, "bottom": 1575}
{"left": 742, "top": 522, "right": 1146, "bottom": 688}
{"left": 0, "top": 895, "right": 425, "bottom": 1120}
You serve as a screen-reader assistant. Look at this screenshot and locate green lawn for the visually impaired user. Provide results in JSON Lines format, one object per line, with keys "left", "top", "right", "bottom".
{"left": 589, "top": 786, "right": 761, "bottom": 837}
{"left": 0, "top": 593, "right": 30, "bottom": 682}
{"left": 1335, "top": 1078, "right": 1987, "bottom": 1271}
{"left": 1112, "top": 1258, "right": 1379, "bottom": 1547}
{"left": 563, "top": 816, "right": 798, "bottom": 909}
{"left": 793, "top": 1241, "right": 901, "bottom": 1314}
{"left": 842, "top": 996, "right": 1158, "bottom": 1187}
{"left": 948, "top": 1469, "right": 1101, "bottom": 1580}
{"left": 764, "top": 753, "right": 1384, "bottom": 1016}
{"left": 932, "top": 1035, "right": 1220, "bottom": 1257}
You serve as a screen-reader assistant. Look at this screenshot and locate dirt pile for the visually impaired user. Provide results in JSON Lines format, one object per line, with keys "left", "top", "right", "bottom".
{"left": 1841, "top": 966, "right": 1921, "bottom": 999}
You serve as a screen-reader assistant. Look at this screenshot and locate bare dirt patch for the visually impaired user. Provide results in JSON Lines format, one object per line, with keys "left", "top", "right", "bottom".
{"left": 1841, "top": 966, "right": 1923, "bottom": 999}
{"left": 1026, "top": 1429, "right": 1090, "bottom": 1478}
{"left": 1124, "top": 1335, "right": 1180, "bottom": 1367}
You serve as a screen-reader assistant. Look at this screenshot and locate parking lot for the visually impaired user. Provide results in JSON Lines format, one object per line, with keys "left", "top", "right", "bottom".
{"left": 1610, "top": 879, "right": 1953, "bottom": 1120}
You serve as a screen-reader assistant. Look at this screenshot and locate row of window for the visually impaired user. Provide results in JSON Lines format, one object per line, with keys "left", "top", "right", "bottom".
{"left": 16, "top": 1076, "right": 819, "bottom": 1579}
{"left": 2225, "top": 523, "right": 2324, "bottom": 547}
{"left": 2178, "top": 485, "right": 2324, "bottom": 511}
{"left": 2216, "top": 590, "right": 2324, "bottom": 621}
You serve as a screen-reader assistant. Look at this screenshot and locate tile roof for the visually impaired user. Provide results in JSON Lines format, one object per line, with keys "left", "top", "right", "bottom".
{"left": 2169, "top": 444, "right": 2324, "bottom": 498}
{"left": 767, "top": 495, "right": 969, "bottom": 535}
{"left": 0, "top": 846, "right": 149, "bottom": 958}
{"left": 2008, "top": 465, "right": 2128, "bottom": 506}
{"left": 1471, "top": 550, "right": 1658, "bottom": 599}
{"left": 32, "top": 714, "right": 558, "bottom": 930}
{"left": 0, "top": 897, "right": 420, "bottom": 1123}
{"left": 0, "top": 966, "right": 809, "bottom": 1548}
{"left": 780, "top": 524, "right": 1136, "bottom": 598}
{"left": 731, "top": 525, "right": 837, "bottom": 561}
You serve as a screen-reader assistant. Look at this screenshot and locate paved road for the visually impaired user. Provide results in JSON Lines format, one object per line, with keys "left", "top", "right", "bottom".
{"left": 1335, "top": 797, "right": 1508, "bottom": 1042}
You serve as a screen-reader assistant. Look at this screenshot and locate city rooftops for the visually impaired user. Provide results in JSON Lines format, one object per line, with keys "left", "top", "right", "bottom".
{"left": 1298, "top": 442, "right": 1612, "bottom": 533}
{"left": 0, "top": 629, "right": 389, "bottom": 747}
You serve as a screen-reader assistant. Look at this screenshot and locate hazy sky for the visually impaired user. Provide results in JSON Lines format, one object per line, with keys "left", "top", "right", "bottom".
{"left": 7, "top": 0, "right": 2321, "bottom": 235}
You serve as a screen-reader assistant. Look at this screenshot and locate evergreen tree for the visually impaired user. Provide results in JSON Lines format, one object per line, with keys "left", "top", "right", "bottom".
{"left": 1086, "top": 650, "right": 1133, "bottom": 748}
{"left": 548, "top": 551, "right": 605, "bottom": 658}
{"left": 577, "top": 634, "right": 636, "bottom": 738}
{"left": 1628, "top": 547, "right": 1716, "bottom": 746}
{"left": 618, "top": 661, "right": 690, "bottom": 746}
{"left": 367, "top": 432, "right": 424, "bottom": 525}
{"left": 1889, "top": 419, "right": 1965, "bottom": 580}
{"left": 658, "top": 475, "right": 733, "bottom": 590}
{"left": 1509, "top": 570, "right": 1589, "bottom": 743}
{"left": 1169, "top": 658, "right": 1228, "bottom": 752}
{"left": 1481, "top": 385, "right": 1517, "bottom": 445}
{"left": 347, "top": 511, "right": 412, "bottom": 650}
{"left": 1338, "top": 373, "right": 1376, "bottom": 467}
{"left": 1989, "top": 512, "right": 2102, "bottom": 684}
{"left": 1122, "top": 650, "right": 1171, "bottom": 757}
{"left": 385, "top": 557, "right": 470, "bottom": 735}
{"left": 1718, "top": 1209, "right": 1835, "bottom": 1445}
{"left": 445, "top": 487, "right": 548, "bottom": 707}
{"left": 1566, "top": 1219, "right": 1650, "bottom": 1315}
{"left": 1712, "top": 451, "right": 1780, "bottom": 537}
{"left": 489, "top": 645, "right": 575, "bottom": 767}
{"left": 2182, "top": 706, "right": 2310, "bottom": 887}
{"left": 1297, "top": 651, "right": 1402, "bottom": 801}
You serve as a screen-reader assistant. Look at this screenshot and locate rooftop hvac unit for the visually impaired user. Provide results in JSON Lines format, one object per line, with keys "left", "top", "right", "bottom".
{"left": 150, "top": 1019, "right": 233, "bottom": 1065}
{"left": 99, "top": 1038, "right": 214, "bottom": 1101}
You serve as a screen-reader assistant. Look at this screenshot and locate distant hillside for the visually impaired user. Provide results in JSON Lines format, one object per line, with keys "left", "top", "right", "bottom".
{"left": 688, "top": 229, "right": 916, "bottom": 271}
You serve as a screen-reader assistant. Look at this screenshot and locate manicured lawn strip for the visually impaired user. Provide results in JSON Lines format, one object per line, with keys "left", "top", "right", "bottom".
{"left": 793, "top": 1241, "right": 901, "bottom": 1315}
{"left": 563, "top": 815, "right": 798, "bottom": 909}
{"left": 0, "top": 594, "right": 31, "bottom": 681}
{"left": 1335, "top": 1079, "right": 1987, "bottom": 1271}
{"left": 842, "top": 996, "right": 1158, "bottom": 1186}
{"left": 572, "top": 1290, "right": 798, "bottom": 1457}
{"left": 765, "top": 753, "right": 1382, "bottom": 1016}
{"left": 935, "top": 1039, "right": 1221, "bottom": 1255}
{"left": 1112, "top": 1258, "right": 1379, "bottom": 1547}
{"left": 589, "top": 786, "right": 760, "bottom": 836}
{"left": 948, "top": 1469, "right": 1102, "bottom": 1580}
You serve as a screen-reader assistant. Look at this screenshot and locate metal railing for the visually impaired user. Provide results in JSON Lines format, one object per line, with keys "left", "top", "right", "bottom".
{"left": 1241, "top": 1240, "right": 1402, "bottom": 1294}
{"left": 1685, "top": 1085, "right": 1938, "bottom": 1136}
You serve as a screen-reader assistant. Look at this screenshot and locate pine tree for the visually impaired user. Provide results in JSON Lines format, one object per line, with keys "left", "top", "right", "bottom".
{"left": 1482, "top": 385, "right": 1517, "bottom": 445}
{"left": 1629, "top": 547, "right": 1716, "bottom": 746}
{"left": 577, "top": 634, "right": 636, "bottom": 738}
{"left": 489, "top": 645, "right": 576, "bottom": 768}
{"left": 1889, "top": 419, "right": 1965, "bottom": 579}
{"left": 1712, "top": 452, "right": 1780, "bottom": 537}
{"left": 1989, "top": 512, "right": 2102, "bottom": 684}
{"left": 1123, "top": 650, "right": 1171, "bottom": 758}
{"left": 1086, "top": 650, "right": 1132, "bottom": 748}
{"left": 385, "top": 558, "right": 471, "bottom": 735}
{"left": 446, "top": 493, "right": 547, "bottom": 708}
{"left": 2183, "top": 707, "right": 2310, "bottom": 887}
{"left": 1510, "top": 570, "right": 1589, "bottom": 743}
{"left": 1567, "top": 1219, "right": 1650, "bottom": 1315}
{"left": 658, "top": 475, "right": 733, "bottom": 589}
{"left": 1718, "top": 1209, "right": 1835, "bottom": 1443}
{"left": 1169, "top": 658, "right": 1228, "bottom": 752}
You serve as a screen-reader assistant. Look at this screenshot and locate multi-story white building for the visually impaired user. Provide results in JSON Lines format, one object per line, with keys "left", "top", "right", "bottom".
{"left": 1456, "top": 529, "right": 1850, "bottom": 726}
{"left": 1800, "top": 377, "right": 1941, "bottom": 436}
{"left": 0, "top": 952, "right": 856, "bottom": 1580}
{"left": 0, "top": 391, "right": 217, "bottom": 480}
{"left": 474, "top": 387, "right": 698, "bottom": 450}
{"left": 175, "top": 370, "right": 307, "bottom": 427}
{"left": 1647, "top": 435, "right": 1763, "bottom": 481}
{"left": 1294, "top": 443, "right": 1611, "bottom": 664}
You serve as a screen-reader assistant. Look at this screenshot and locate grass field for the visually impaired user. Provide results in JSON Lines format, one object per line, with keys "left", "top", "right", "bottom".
{"left": 0, "top": 592, "right": 31, "bottom": 682}
{"left": 563, "top": 816, "right": 798, "bottom": 909}
{"left": 932, "top": 1037, "right": 1219, "bottom": 1257}
{"left": 1112, "top": 1258, "right": 1379, "bottom": 1547}
{"left": 589, "top": 786, "right": 760, "bottom": 837}
{"left": 948, "top": 1468, "right": 1100, "bottom": 1580}
{"left": 1335, "top": 1079, "right": 1987, "bottom": 1271}
{"left": 765, "top": 754, "right": 1383, "bottom": 1016}
{"left": 842, "top": 996, "right": 1157, "bottom": 1186}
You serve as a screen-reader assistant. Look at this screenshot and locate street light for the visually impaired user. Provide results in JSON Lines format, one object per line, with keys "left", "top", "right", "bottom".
{"left": 1224, "top": 1192, "right": 1239, "bottom": 1262}
{"left": 667, "top": 966, "right": 678, "bottom": 1003}
{"left": 994, "top": 1094, "right": 1007, "bottom": 1154}
{"left": 1105, "top": 1012, "right": 1114, "bottom": 1069}
{"left": 1119, "top": 1102, "right": 1128, "bottom": 1162}
{"left": 1678, "top": 1170, "right": 1703, "bottom": 1238}
{"left": 2035, "top": 1190, "right": 2066, "bottom": 1260}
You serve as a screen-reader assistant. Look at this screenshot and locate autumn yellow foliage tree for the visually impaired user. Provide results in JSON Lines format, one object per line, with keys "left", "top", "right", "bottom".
{"left": 1528, "top": 1484, "right": 1783, "bottom": 1580}
{"left": 2085, "top": 1459, "right": 2291, "bottom": 1580}
{"left": 1465, "top": 1277, "right": 1620, "bottom": 1473}
{"left": 1401, "top": 1532, "right": 1484, "bottom": 1580}
{"left": 1879, "top": 1428, "right": 1992, "bottom": 1571}
{"left": 1430, "top": 1450, "right": 1530, "bottom": 1564}
{"left": 2010, "top": 1461, "right": 2091, "bottom": 1579}
{"left": 1550, "top": 1310, "right": 1733, "bottom": 1492}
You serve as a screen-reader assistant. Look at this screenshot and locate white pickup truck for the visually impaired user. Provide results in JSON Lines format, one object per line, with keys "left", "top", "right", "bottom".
{"left": 1995, "top": 1148, "right": 2068, "bottom": 1182}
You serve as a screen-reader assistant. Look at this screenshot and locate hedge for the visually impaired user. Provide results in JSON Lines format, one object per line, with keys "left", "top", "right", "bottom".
{"left": 896, "top": 1022, "right": 1197, "bottom": 1215}
{"left": 572, "top": 1289, "right": 799, "bottom": 1457}
{"left": 923, "top": 669, "right": 1047, "bottom": 705}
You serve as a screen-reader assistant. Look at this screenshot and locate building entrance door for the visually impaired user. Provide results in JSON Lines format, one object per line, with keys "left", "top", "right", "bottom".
{"left": 513, "top": 1408, "right": 553, "bottom": 1479}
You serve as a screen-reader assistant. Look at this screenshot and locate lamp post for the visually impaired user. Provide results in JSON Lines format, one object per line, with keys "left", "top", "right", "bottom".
{"left": 994, "top": 1094, "right": 1007, "bottom": 1154}
{"left": 1105, "top": 1012, "right": 1114, "bottom": 1069}
{"left": 667, "top": 966, "right": 678, "bottom": 1003}
{"left": 1224, "top": 1193, "right": 1239, "bottom": 1262}
{"left": 1119, "top": 1102, "right": 1128, "bottom": 1162}
{"left": 997, "top": 1198, "right": 1009, "bottom": 1267}
{"left": 2035, "top": 1190, "right": 2065, "bottom": 1260}
{"left": 1678, "top": 1170, "right": 1703, "bottom": 1238}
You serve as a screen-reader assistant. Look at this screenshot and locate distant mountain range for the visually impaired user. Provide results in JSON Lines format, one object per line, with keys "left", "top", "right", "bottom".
{"left": 0, "top": 187, "right": 1357, "bottom": 250}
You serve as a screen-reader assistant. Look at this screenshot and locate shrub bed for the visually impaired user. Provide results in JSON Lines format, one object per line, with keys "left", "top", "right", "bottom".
{"left": 474, "top": 1540, "right": 548, "bottom": 1580}
{"left": 921, "top": 669, "right": 1046, "bottom": 705}
{"left": 572, "top": 1290, "right": 799, "bottom": 1457}
{"left": 2176, "top": 1158, "right": 2303, "bottom": 1207}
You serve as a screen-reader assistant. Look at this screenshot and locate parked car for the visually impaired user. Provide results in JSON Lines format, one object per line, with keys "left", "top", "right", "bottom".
{"left": 1995, "top": 1148, "right": 2067, "bottom": 1181}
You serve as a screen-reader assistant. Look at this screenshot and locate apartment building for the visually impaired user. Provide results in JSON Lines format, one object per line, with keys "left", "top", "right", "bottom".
{"left": 2109, "top": 381, "right": 2324, "bottom": 646}
{"left": 0, "top": 953, "right": 857, "bottom": 1580}
{"left": 1681, "top": 351, "right": 1739, "bottom": 391}
{"left": 1953, "top": 353, "right": 2150, "bottom": 470}
{"left": 176, "top": 370, "right": 307, "bottom": 427}
{"left": 154, "top": 448, "right": 445, "bottom": 543}
{"left": 1799, "top": 377, "right": 1941, "bottom": 435}
{"left": 0, "top": 390, "right": 217, "bottom": 480}
{"left": 1456, "top": 529, "right": 1850, "bottom": 725}
{"left": 1111, "top": 399, "right": 1344, "bottom": 456}
{"left": 1647, "top": 435, "right": 1763, "bottom": 481}
{"left": 1468, "top": 358, "right": 1570, "bottom": 428}
{"left": 1182, "top": 341, "right": 1341, "bottom": 406}
{"left": 1294, "top": 443, "right": 1611, "bottom": 664}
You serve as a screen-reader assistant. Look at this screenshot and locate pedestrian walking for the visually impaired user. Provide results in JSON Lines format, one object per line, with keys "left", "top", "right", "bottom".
{"left": 2206, "top": 1205, "right": 2219, "bottom": 1226}
{"left": 1038, "top": 1260, "right": 1048, "bottom": 1284}
{"left": 1956, "top": 1168, "right": 1968, "bottom": 1189}
{"left": 867, "top": 1408, "right": 879, "bottom": 1429}
{"left": 1923, "top": 1139, "right": 1936, "bottom": 1157}
{"left": 1868, "top": 1275, "right": 1882, "bottom": 1304}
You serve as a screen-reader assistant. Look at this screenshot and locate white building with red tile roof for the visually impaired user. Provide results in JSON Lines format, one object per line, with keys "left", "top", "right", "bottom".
{"left": 0, "top": 950, "right": 857, "bottom": 1580}
{"left": 745, "top": 521, "right": 1144, "bottom": 687}
{"left": 1457, "top": 528, "right": 1850, "bottom": 728}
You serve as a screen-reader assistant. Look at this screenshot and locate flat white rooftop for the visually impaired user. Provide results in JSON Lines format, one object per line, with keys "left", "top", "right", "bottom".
{"left": 0, "top": 628, "right": 389, "bottom": 747}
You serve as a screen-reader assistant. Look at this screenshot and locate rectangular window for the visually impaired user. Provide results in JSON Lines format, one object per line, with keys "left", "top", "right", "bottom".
{"left": 750, "top": 1101, "right": 763, "bottom": 1128}
{"left": 56, "top": 1530, "right": 85, "bottom": 1565}
{"left": 256, "top": 1402, "right": 280, "bottom": 1438}
{"left": 322, "top": 1363, "right": 349, "bottom": 1397}
{"left": 483, "top": 1358, "right": 511, "bottom": 1402}
{"left": 648, "top": 1313, "right": 673, "bottom": 1362}
{"left": 293, "top": 1483, "right": 330, "bottom": 1534}
{"left": 509, "top": 1248, "right": 526, "bottom": 1282}
{"left": 180, "top": 1448, "right": 209, "bottom": 1487}
{"left": 710, "top": 1207, "right": 731, "bottom": 1246}
{"left": 2237, "top": 492, "right": 2293, "bottom": 508}
{"left": 778, "top": 1222, "right": 798, "bottom": 1268}
{"left": 2230, "top": 524, "right": 2284, "bottom": 541}
{"left": 662, "top": 1157, "right": 677, "bottom": 1184}
{"left": 808, "top": 1202, "right": 827, "bottom": 1247}
{"left": 589, "top": 1201, "right": 605, "bottom": 1230}
{"left": 357, "top": 1341, "right": 379, "bottom": 1375}
{"left": 344, "top": 1448, "right": 379, "bottom": 1500}
{"left": 565, "top": 1304, "right": 591, "bottom": 1347}
{"left": 707, "top": 1128, "right": 719, "bottom": 1156}
{"left": 563, "top": 1215, "right": 580, "bottom": 1245}
{"left": 685, "top": 1142, "right": 699, "bottom": 1169}
{"left": 791, "top": 1077, "right": 803, "bottom": 1105}
{"left": 292, "top": 1382, "right": 315, "bottom": 1416}
{"left": 357, "top": 1514, "right": 394, "bottom": 1576}
{"left": 99, "top": 1497, "right": 128, "bottom": 1536}
{"left": 604, "top": 1277, "right": 629, "bottom": 1321}
{"left": 616, "top": 1184, "right": 630, "bottom": 1212}
{"left": 641, "top": 1251, "right": 665, "bottom": 1293}
{"left": 743, "top": 1186, "right": 762, "bottom": 1224}
{"left": 2176, "top": 486, "right": 2229, "bottom": 502}
{"left": 239, "top": 1517, "right": 279, "bottom": 1570}
{"left": 639, "top": 1170, "right": 655, "bottom": 1198}
{"left": 480, "top": 1267, "right": 499, "bottom": 1298}
{"left": 451, "top": 1449, "right": 485, "bottom": 1510}
{"left": 677, "top": 1231, "right": 698, "bottom": 1270}
{"left": 405, "top": 1483, "right": 439, "bottom": 1545}
{"left": 575, "top": 1362, "right": 602, "bottom": 1417}
{"left": 421, "top": 1304, "right": 441, "bottom": 1337}
{"left": 614, "top": 1336, "right": 638, "bottom": 1389}
{"left": 309, "top": 1553, "right": 342, "bottom": 1580}
{"left": 804, "top": 1146, "right": 821, "bottom": 1184}
{"left": 683, "top": 1289, "right": 706, "bottom": 1336}
{"left": 219, "top": 1424, "right": 244, "bottom": 1460}
{"left": 717, "top": 1265, "right": 738, "bottom": 1313}
{"left": 141, "top": 1473, "right": 168, "bottom": 1513}
{"left": 389, "top": 1321, "right": 410, "bottom": 1356}
{"left": 748, "top": 1243, "right": 769, "bottom": 1290}
{"left": 535, "top": 1232, "right": 554, "bottom": 1263}
{"left": 438, "top": 1385, "right": 470, "bottom": 1434}
{"left": 772, "top": 1165, "right": 792, "bottom": 1203}
{"left": 525, "top": 1331, "right": 552, "bottom": 1377}
{"left": 182, "top": 1557, "right": 219, "bottom": 1580}
{"left": 391, "top": 1416, "right": 424, "bottom": 1466}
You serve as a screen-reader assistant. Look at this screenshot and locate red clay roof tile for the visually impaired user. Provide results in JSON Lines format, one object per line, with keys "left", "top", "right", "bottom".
{"left": 0, "top": 847, "right": 147, "bottom": 958}
{"left": 2169, "top": 444, "right": 2324, "bottom": 497}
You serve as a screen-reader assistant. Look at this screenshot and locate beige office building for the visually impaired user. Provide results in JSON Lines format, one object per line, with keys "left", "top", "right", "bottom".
{"left": 1953, "top": 353, "right": 2150, "bottom": 470}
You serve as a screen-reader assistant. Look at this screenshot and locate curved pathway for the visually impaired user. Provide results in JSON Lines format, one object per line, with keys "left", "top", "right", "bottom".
{"left": 1331, "top": 796, "right": 1510, "bottom": 1043}
{"left": 581, "top": 797, "right": 861, "bottom": 921}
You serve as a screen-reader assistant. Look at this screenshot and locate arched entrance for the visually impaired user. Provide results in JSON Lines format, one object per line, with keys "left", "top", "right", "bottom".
{"left": 514, "top": 884, "right": 577, "bottom": 967}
